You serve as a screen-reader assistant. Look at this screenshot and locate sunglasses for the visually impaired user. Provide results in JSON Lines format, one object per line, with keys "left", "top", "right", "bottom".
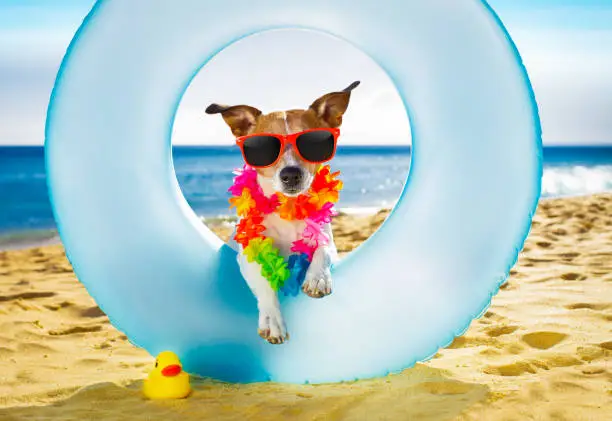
{"left": 235, "top": 128, "right": 340, "bottom": 168}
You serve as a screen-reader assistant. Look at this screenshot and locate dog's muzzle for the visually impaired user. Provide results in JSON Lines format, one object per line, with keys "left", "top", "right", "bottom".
{"left": 279, "top": 166, "right": 304, "bottom": 193}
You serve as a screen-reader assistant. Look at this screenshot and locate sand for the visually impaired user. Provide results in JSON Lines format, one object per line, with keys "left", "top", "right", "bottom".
{"left": 0, "top": 194, "right": 611, "bottom": 420}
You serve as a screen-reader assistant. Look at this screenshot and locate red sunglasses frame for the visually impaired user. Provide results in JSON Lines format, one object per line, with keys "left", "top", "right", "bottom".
{"left": 235, "top": 128, "right": 340, "bottom": 168}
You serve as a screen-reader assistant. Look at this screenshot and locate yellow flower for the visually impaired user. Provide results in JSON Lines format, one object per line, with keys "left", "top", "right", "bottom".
{"left": 229, "top": 189, "right": 256, "bottom": 217}
{"left": 244, "top": 237, "right": 274, "bottom": 263}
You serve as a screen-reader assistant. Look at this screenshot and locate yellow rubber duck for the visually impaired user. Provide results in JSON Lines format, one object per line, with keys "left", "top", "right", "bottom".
{"left": 143, "top": 351, "right": 192, "bottom": 399}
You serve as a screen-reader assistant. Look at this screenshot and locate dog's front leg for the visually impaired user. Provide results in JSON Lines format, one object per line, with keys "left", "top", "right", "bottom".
{"left": 303, "top": 223, "right": 338, "bottom": 298}
{"left": 237, "top": 252, "right": 288, "bottom": 344}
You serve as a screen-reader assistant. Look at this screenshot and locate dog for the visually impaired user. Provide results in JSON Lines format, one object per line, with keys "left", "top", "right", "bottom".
{"left": 205, "top": 81, "right": 360, "bottom": 344}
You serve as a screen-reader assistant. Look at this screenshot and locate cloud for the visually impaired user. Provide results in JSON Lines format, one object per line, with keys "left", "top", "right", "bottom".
{"left": 172, "top": 30, "right": 411, "bottom": 146}
{"left": 1, "top": 7, "right": 611, "bottom": 146}
{"left": 489, "top": 0, "right": 612, "bottom": 31}
{"left": 510, "top": 28, "right": 612, "bottom": 144}
{"left": 0, "top": 28, "right": 71, "bottom": 144}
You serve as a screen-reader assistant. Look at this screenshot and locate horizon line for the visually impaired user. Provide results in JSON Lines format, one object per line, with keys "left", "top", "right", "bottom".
{"left": 2, "top": 144, "right": 612, "bottom": 149}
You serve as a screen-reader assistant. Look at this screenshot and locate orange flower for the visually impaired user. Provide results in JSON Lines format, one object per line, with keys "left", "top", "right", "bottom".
{"left": 277, "top": 194, "right": 316, "bottom": 220}
{"left": 311, "top": 166, "right": 342, "bottom": 192}
{"left": 308, "top": 187, "right": 340, "bottom": 208}
{"left": 294, "top": 195, "right": 317, "bottom": 220}
{"left": 229, "top": 188, "right": 256, "bottom": 217}
{"left": 277, "top": 195, "right": 297, "bottom": 220}
{"left": 234, "top": 215, "right": 265, "bottom": 248}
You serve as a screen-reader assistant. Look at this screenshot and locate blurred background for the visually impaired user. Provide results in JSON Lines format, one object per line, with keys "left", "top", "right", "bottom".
{"left": 1, "top": 0, "right": 611, "bottom": 249}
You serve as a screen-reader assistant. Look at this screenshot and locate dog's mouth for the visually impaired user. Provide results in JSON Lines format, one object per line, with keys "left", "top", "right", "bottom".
{"left": 282, "top": 186, "right": 303, "bottom": 196}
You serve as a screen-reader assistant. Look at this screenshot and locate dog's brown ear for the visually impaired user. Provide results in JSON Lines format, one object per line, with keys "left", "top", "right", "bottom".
{"left": 309, "top": 81, "right": 360, "bottom": 128}
{"left": 205, "top": 103, "right": 262, "bottom": 137}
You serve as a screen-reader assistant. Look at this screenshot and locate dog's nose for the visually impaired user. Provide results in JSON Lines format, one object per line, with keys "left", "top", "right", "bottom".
{"left": 279, "top": 166, "right": 303, "bottom": 187}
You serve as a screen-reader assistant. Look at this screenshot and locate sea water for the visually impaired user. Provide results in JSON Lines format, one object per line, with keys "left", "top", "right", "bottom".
{"left": 1, "top": 145, "right": 611, "bottom": 249}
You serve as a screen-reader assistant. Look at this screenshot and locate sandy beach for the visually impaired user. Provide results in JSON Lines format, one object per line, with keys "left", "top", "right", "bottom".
{"left": 0, "top": 194, "right": 610, "bottom": 420}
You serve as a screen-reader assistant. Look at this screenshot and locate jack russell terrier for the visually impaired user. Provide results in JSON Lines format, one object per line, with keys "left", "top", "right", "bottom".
{"left": 206, "top": 81, "right": 360, "bottom": 344}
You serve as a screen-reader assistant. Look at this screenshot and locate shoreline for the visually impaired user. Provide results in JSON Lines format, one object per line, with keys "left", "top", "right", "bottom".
{"left": 0, "top": 206, "right": 386, "bottom": 252}
{"left": 0, "top": 229, "right": 61, "bottom": 252}
{"left": 1, "top": 191, "right": 609, "bottom": 252}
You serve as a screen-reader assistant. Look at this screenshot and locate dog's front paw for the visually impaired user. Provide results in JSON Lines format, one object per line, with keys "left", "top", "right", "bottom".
{"left": 302, "top": 271, "right": 332, "bottom": 298}
{"left": 257, "top": 305, "right": 289, "bottom": 345}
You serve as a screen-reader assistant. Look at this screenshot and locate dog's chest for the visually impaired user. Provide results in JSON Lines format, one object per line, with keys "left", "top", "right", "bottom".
{"left": 262, "top": 213, "right": 306, "bottom": 257}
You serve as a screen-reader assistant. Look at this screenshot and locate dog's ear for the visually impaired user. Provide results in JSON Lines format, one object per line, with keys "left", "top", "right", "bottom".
{"left": 205, "top": 103, "right": 262, "bottom": 137}
{"left": 309, "top": 81, "right": 360, "bottom": 128}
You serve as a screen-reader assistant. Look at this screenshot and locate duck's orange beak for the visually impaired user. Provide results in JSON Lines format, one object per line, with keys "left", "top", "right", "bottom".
{"left": 161, "top": 364, "right": 182, "bottom": 377}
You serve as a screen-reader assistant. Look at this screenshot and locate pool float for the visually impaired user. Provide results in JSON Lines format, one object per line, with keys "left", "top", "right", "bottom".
{"left": 45, "top": 0, "right": 542, "bottom": 383}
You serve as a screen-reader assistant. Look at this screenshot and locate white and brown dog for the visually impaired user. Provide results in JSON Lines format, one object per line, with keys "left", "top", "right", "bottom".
{"left": 206, "top": 81, "right": 359, "bottom": 344}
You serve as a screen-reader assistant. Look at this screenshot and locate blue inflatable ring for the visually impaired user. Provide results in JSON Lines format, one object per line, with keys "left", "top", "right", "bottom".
{"left": 46, "top": 0, "right": 542, "bottom": 383}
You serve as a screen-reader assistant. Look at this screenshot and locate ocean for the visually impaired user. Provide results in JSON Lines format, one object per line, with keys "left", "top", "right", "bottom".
{"left": 1, "top": 145, "right": 612, "bottom": 249}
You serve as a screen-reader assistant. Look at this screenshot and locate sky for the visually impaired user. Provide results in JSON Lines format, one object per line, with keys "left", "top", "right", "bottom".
{"left": 0, "top": 0, "right": 611, "bottom": 146}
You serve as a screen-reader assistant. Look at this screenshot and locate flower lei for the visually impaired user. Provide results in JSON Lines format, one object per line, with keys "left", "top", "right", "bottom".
{"left": 229, "top": 165, "right": 342, "bottom": 295}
